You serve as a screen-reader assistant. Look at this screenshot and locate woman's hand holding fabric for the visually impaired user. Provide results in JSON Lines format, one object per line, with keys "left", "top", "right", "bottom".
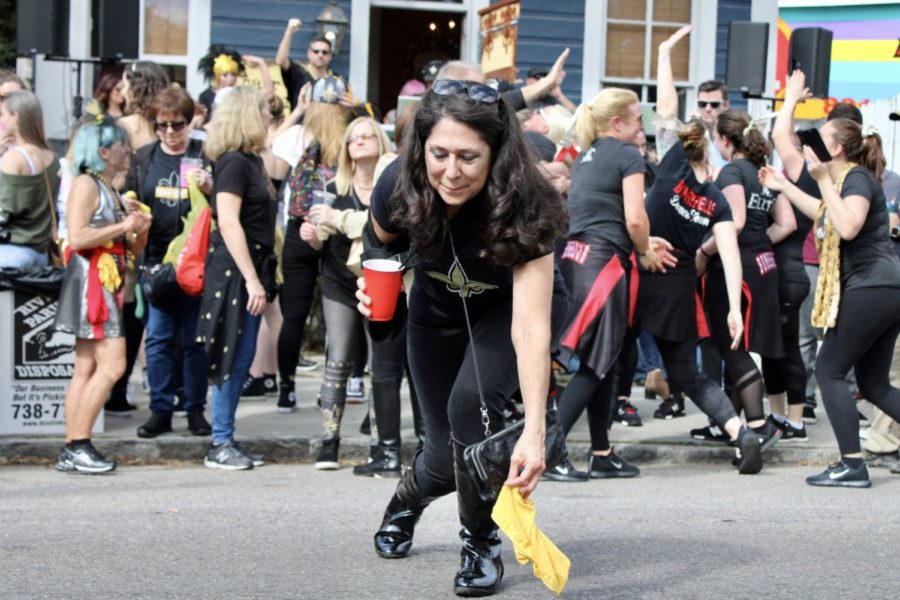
{"left": 506, "top": 427, "right": 546, "bottom": 500}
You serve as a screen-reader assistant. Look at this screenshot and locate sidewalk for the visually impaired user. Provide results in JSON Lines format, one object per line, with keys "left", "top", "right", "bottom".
{"left": 0, "top": 355, "right": 849, "bottom": 468}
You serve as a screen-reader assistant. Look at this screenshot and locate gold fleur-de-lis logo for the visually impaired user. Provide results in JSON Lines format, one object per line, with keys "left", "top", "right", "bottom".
{"left": 426, "top": 258, "right": 498, "bottom": 299}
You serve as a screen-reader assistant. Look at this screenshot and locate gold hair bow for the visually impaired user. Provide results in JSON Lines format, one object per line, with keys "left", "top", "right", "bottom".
{"left": 213, "top": 54, "right": 240, "bottom": 81}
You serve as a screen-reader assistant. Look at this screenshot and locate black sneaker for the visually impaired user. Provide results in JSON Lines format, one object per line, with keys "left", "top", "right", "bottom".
{"left": 653, "top": 397, "right": 685, "bottom": 420}
{"left": 802, "top": 404, "right": 818, "bottom": 424}
{"left": 187, "top": 411, "right": 212, "bottom": 436}
{"left": 56, "top": 444, "right": 117, "bottom": 474}
{"left": 277, "top": 385, "right": 297, "bottom": 413}
{"left": 615, "top": 399, "right": 643, "bottom": 427}
{"left": 137, "top": 412, "right": 173, "bottom": 438}
{"left": 315, "top": 438, "right": 340, "bottom": 470}
{"left": 753, "top": 421, "right": 782, "bottom": 453}
{"left": 204, "top": 441, "right": 254, "bottom": 471}
{"left": 352, "top": 445, "right": 400, "bottom": 477}
{"left": 691, "top": 424, "right": 730, "bottom": 443}
{"left": 774, "top": 418, "right": 807, "bottom": 443}
{"left": 588, "top": 449, "right": 639, "bottom": 478}
{"left": 734, "top": 427, "right": 763, "bottom": 474}
{"left": 541, "top": 457, "right": 589, "bottom": 482}
{"left": 232, "top": 441, "right": 265, "bottom": 467}
{"left": 296, "top": 357, "right": 318, "bottom": 373}
{"left": 241, "top": 376, "right": 270, "bottom": 399}
{"left": 806, "top": 461, "right": 871, "bottom": 488}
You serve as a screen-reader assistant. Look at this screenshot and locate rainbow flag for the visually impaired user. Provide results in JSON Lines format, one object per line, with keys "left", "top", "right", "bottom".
{"left": 777, "top": 3, "right": 900, "bottom": 119}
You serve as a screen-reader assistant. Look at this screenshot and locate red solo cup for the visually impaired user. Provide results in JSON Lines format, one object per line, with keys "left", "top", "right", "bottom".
{"left": 363, "top": 259, "right": 404, "bottom": 321}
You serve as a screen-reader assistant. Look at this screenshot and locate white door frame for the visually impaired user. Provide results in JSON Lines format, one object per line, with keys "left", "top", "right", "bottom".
{"left": 349, "top": 0, "right": 488, "bottom": 102}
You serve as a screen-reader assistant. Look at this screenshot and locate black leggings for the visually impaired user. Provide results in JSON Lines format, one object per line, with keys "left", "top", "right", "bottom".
{"left": 371, "top": 316, "right": 425, "bottom": 444}
{"left": 407, "top": 303, "right": 521, "bottom": 498}
{"left": 816, "top": 286, "right": 900, "bottom": 456}
{"left": 278, "top": 222, "right": 321, "bottom": 385}
{"left": 762, "top": 280, "right": 810, "bottom": 405}
{"left": 656, "top": 336, "right": 736, "bottom": 427}
{"left": 109, "top": 301, "right": 145, "bottom": 403}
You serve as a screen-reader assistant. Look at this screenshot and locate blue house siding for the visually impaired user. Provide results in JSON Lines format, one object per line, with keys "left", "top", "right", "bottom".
{"left": 515, "top": 0, "right": 585, "bottom": 104}
{"left": 211, "top": 0, "right": 352, "bottom": 79}
{"left": 716, "top": 0, "right": 752, "bottom": 108}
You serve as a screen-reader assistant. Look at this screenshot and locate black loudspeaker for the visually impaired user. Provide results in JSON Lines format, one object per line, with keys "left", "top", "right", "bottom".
{"left": 92, "top": 0, "right": 140, "bottom": 60}
{"left": 788, "top": 27, "right": 833, "bottom": 98}
{"left": 16, "top": 0, "right": 69, "bottom": 56}
{"left": 726, "top": 22, "right": 769, "bottom": 94}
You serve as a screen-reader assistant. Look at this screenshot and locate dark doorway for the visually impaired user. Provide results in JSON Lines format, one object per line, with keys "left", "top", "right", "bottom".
{"left": 369, "top": 7, "right": 463, "bottom": 120}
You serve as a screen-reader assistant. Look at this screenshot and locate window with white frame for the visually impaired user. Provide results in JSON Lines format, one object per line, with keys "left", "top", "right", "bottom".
{"left": 603, "top": 0, "right": 692, "bottom": 110}
{"left": 139, "top": 0, "right": 210, "bottom": 97}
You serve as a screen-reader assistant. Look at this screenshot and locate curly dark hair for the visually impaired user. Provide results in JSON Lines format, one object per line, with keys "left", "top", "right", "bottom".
{"left": 715, "top": 109, "right": 771, "bottom": 168}
{"left": 124, "top": 61, "right": 170, "bottom": 122}
{"left": 390, "top": 89, "right": 567, "bottom": 266}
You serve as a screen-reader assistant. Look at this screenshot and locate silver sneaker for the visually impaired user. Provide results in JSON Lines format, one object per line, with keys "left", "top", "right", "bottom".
{"left": 204, "top": 441, "right": 254, "bottom": 471}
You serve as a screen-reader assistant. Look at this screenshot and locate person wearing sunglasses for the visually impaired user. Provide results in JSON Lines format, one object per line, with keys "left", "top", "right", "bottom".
{"left": 275, "top": 18, "right": 344, "bottom": 113}
{"left": 123, "top": 86, "right": 214, "bottom": 438}
{"left": 656, "top": 26, "right": 730, "bottom": 169}
{"left": 356, "top": 81, "right": 567, "bottom": 596}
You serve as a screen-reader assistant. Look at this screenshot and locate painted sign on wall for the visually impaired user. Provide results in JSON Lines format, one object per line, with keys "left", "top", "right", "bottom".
{"left": 776, "top": 2, "right": 900, "bottom": 119}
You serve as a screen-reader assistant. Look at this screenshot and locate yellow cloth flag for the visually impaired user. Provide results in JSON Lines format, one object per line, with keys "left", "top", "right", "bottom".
{"left": 491, "top": 485, "right": 570, "bottom": 595}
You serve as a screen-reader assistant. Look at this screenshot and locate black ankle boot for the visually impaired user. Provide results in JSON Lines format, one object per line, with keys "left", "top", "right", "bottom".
{"left": 454, "top": 527, "right": 503, "bottom": 597}
{"left": 353, "top": 443, "right": 401, "bottom": 477}
{"left": 137, "top": 412, "right": 173, "bottom": 438}
{"left": 374, "top": 459, "right": 433, "bottom": 559}
{"left": 453, "top": 444, "right": 503, "bottom": 597}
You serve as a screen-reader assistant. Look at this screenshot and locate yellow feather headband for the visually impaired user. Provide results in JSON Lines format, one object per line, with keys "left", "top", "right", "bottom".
{"left": 213, "top": 54, "right": 240, "bottom": 81}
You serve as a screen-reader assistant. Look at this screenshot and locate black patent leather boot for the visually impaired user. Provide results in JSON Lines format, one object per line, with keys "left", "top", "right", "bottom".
{"left": 373, "top": 457, "right": 433, "bottom": 559}
{"left": 453, "top": 444, "right": 503, "bottom": 597}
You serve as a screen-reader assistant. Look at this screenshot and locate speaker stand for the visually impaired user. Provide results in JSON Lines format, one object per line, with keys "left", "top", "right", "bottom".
{"left": 43, "top": 55, "right": 121, "bottom": 120}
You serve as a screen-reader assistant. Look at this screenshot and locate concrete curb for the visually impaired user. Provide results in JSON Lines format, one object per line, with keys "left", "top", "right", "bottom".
{"left": 0, "top": 435, "right": 839, "bottom": 467}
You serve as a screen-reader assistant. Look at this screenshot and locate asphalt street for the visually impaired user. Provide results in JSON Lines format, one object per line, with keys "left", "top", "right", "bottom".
{"left": 1, "top": 463, "right": 898, "bottom": 600}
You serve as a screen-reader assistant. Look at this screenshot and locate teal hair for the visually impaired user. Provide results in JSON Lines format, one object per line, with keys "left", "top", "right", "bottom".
{"left": 72, "top": 119, "right": 128, "bottom": 173}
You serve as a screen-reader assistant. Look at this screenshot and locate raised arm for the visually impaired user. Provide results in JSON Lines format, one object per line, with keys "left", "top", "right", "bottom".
{"left": 772, "top": 70, "right": 812, "bottom": 181}
{"left": 656, "top": 25, "right": 692, "bottom": 119}
{"left": 520, "top": 48, "right": 570, "bottom": 106}
{"left": 243, "top": 55, "right": 274, "bottom": 95}
{"left": 276, "top": 19, "right": 302, "bottom": 70}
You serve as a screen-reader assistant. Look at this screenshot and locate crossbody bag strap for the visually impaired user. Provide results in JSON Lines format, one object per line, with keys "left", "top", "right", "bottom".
{"left": 42, "top": 165, "right": 58, "bottom": 240}
{"left": 449, "top": 232, "right": 492, "bottom": 438}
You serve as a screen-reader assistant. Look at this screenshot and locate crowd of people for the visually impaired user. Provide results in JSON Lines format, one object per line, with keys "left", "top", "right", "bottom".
{"left": 2, "top": 18, "right": 900, "bottom": 597}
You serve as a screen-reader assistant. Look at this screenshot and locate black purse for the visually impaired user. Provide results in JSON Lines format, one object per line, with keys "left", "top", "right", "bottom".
{"left": 140, "top": 262, "right": 179, "bottom": 304}
{"left": 449, "top": 234, "right": 568, "bottom": 503}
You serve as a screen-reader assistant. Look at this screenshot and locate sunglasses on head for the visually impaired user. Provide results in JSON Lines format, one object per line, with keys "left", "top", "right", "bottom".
{"left": 310, "top": 48, "right": 331, "bottom": 56}
{"left": 155, "top": 120, "right": 188, "bottom": 132}
{"left": 432, "top": 80, "right": 500, "bottom": 104}
{"left": 697, "top": 100, "right": 722, "bottom": 109}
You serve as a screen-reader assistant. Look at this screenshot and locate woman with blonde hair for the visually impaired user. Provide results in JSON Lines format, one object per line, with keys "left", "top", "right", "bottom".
{"left": 0, "top": 90, "right": 60, "bottom": 268}
{"left": 550, "top": 87, "right": 674, "bottom": 480}
{"left": 197, "top": 86, "right": 277, "bottom": 470}
{"left": 305, "top": 116, "right": 391, "bottom": 468}
{"left": 271, "top": 77, "right": 348, "bottom": 412}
